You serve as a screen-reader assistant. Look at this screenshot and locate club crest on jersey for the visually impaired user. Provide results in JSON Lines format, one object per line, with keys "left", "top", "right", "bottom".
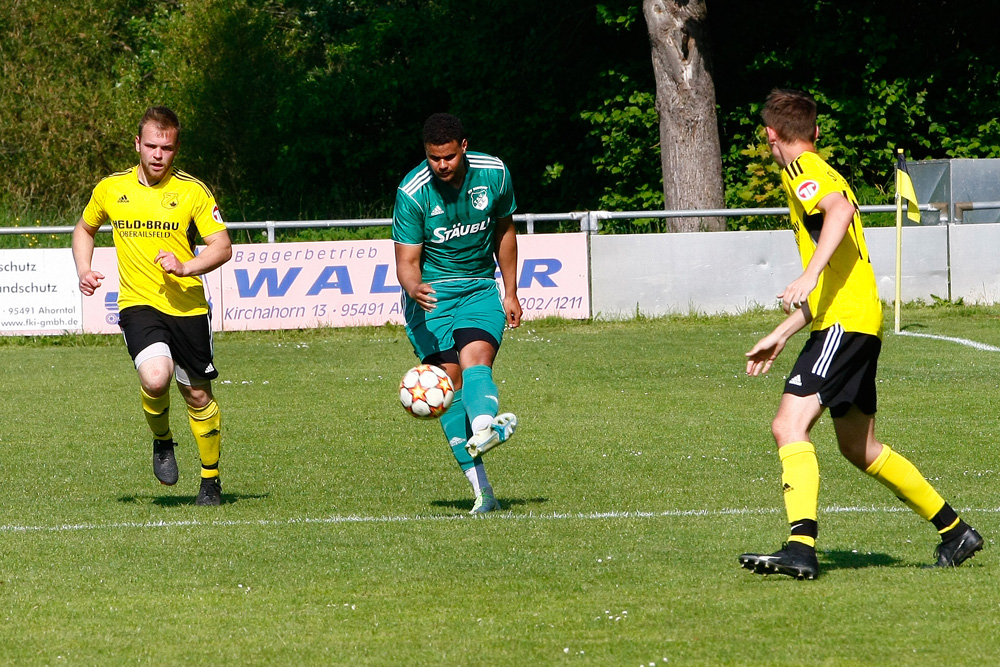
{"left": 161, "top": 192, "right": 179, "bottom": 209}
{"left": 469, "top": 186, "right": 490, "bottom": 211}
{"left": 212, "top": 205, "right": 224, "bottom": 223}
{"left": 796, "top": 180, "right": 820, "bottom": 201}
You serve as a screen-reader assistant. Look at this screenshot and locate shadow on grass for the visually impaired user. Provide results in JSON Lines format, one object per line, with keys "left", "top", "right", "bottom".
{"left": 820, "top": 549, "right": 903, "bottom": 570}
{"left": 117, "top": 492, "right": 270, "bottom": 507}
{"left": 430, "top": 496, "right": 549, "bottom": 512}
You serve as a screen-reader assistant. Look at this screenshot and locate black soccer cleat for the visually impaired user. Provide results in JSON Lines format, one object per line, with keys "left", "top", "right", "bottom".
{"left": 196, "top": 476, "right": 222, "bottom": 506}
{"left": 739, "top": 541, "right": 819, "bottom": 580}
{"left": 933, "top": 525, "right": 984, "bottom": 568}
{"left": 152, "top": 439, "right": 179, "bottom": 486}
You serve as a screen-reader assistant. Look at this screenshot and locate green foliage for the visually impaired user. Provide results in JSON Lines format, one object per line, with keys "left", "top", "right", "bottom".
{"left": 714, "top": 1, "right": 1000, "bottom": 229}
{"left": 0, "top": 0, "right": 145, "bottom": 217}
{"left": 2, "top": 0, "right": 1000, "bottom": 230}
{"left": 579, "top": 72, "right": 664, "bottom": 231}
{"left": 576, "top": 5, "right": 665, "bottom": 232}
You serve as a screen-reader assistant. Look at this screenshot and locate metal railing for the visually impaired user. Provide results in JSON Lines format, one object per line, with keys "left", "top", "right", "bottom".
{"left": 0, "top": 204, "right": 945, "bottom": 242}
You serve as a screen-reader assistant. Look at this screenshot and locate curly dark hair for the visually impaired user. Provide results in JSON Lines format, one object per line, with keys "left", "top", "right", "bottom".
{"left": 422, "top": 113, "right": 465, "bottom": 146}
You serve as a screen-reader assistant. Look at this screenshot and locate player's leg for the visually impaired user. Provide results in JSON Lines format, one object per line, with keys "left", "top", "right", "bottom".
{"left": 170, "top": 312, "right": 223, "bottom": 505}
{"left": 460, "top": 343, "right": 517, "bottom": 457}
{"left": 836, "top": 407, "right": 983, "bottom": 567}
{"left": 738, "top": 393, "right": 823, "bottom": 579}
{"left": 406, "top": 289, "right": 499, "bottom": 512}
{"left": 120, "top": 306, "right": 179, "bottom": 486}
{"left": 454, "top": 282, "right": 517, "bottom": 458}
{"left": 137, "top": 353, "right": 174, "bottom": 440}
{"left": 740, "top": 330, "right": 835, "bottom": 579}
{"left": 137, "top": 354, "right": 179, "bottom": 486}
{"left": 178, "top": 380, "right": 221, "bottom": 505}
{"left": 423, "top": 350, "right": 499, "bottom": 513}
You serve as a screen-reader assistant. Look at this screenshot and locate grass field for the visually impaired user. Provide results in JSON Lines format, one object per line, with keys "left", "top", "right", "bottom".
{"left": 1, "top": 306, "right": 999, "bottom": 665}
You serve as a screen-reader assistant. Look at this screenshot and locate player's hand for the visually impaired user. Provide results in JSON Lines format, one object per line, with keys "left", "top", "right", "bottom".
{"left": 154, "top": 250, "right": 187, "bottom": 277}
{"left": 745, "top": 332, "right": 786, "bottom": 376}
{"left": 411, "top": 283, "right": 437, "bottom": 312}
{"left": 78, "top": 270, "right": 105, "bottom": 296}
{"left": 504, "top": 293, "right": 522, "bottom": 328}
{"left": 778, "top": 273, "right": 817, "bottom": 314}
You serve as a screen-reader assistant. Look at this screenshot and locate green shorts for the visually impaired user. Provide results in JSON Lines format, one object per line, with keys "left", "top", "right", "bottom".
{"left": 404, "top": 278, "right": 506, "bottom": 360}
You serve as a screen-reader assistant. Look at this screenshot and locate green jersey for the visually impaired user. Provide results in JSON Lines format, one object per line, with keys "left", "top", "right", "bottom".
{"left": 392, "top": 151, "right": 516, "bottom": 282}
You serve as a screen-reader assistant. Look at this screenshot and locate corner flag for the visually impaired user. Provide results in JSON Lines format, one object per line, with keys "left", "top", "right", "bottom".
{"left": 893, "top": 148, "right": 920, "bottom": 333}
{"left": 896, "top": 149, "right": 920, "bottom": 223}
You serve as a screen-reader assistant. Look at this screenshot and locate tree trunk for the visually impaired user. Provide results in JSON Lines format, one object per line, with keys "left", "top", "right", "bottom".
{"left": 643, "top": 0, "right": 725, "bottom": 232}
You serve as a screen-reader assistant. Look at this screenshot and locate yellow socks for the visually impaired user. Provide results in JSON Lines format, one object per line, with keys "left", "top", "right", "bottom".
{"left": 187, "top": 400, "right": 221, "bottom": 479}
{"left": 865, "top": 444, "right": 945, "bottom": 521}
{"left": 140, "top": 386, "right": 172, "bottom": 441}
{"left": 779, "top": 441, "right": 819, "bottom": 548}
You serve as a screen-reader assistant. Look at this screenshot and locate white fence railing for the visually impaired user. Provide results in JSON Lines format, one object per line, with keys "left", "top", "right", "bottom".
{"left": 0, "top": 204, "right": 947, "bottom": 242}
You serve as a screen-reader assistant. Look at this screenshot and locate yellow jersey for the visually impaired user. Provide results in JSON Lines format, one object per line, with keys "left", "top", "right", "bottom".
{"left": 780, "top": 151, "right": 882, "bottom": 336}
{"left": 82, "top": 166, "right": 227, "bottom": 316}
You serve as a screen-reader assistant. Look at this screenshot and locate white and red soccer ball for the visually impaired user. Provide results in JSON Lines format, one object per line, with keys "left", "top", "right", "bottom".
{"left": 399, "top": 364, "right": 454, "bottom": 419}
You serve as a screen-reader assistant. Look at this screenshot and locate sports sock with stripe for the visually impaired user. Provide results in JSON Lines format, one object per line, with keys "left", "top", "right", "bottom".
{"left": 187, "top": 399, "right": 221, "bottom": 479}
{"left": 140, "top": 386, "right": 172, "bottom": 441}
{"left": 462, "top": 364, "right": 499, "bottom": 434}
{"left": 779, "top": 441, "right": 820, "bottom": 548}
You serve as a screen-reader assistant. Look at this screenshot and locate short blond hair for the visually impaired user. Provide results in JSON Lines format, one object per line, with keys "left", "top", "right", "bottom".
{"left": 138, "top": 106, "right": 180, "bottom": 138}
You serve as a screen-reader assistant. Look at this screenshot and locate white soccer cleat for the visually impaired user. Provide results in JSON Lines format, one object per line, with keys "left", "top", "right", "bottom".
{"left": 469, "top": 490, "right": 502, "bottom": 514}
{"left": 465, "top": 412, "right": 517, "bottom": 458}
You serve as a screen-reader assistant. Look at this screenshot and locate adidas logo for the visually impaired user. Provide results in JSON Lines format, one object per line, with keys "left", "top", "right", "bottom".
{"left": 430, "top": 205, "right": 444, "bottom": 216}
{"left": 117, "top": 194, "right": 129, "bottom": 204}
{"left": 204, "top": 363, "right": 215, "bottom": 373}
{"left": 788, "top": 374, "right": 803, "bottom": 386}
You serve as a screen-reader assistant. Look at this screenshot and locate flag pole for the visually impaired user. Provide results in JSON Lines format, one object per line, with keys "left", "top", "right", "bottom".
{"left": 894, "top": 149, "right": 904, "bottom": 334}
{"left": 893, "top": 148, "right": 921, "bottom": 334}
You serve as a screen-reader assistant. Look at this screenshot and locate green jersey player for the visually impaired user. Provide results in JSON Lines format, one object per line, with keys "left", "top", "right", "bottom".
{"left": 393, "top": 113, "right": 521, "bottom": 514}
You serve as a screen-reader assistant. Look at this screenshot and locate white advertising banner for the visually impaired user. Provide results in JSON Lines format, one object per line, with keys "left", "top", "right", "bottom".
{"left": 216, "top": 234, "right": 591, "bottom": 330}
{"left": 68, "top": 233, "right": 591, "bottom": 334}
{"left": 220, "top": 240, "right": 402, "bottom": 330}
{"left": 0, "top": 248, "right": 83, "bottom": 334}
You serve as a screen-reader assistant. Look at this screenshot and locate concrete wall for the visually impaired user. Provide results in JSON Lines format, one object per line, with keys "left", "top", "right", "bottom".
{"left": 591, "top": 223, "right": 983, "bottom": 317}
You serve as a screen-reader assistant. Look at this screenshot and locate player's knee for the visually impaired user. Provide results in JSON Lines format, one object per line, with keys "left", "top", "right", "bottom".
{"left": 180, "top": 384, "right": 213, "bottom": 409}
{"left": 140, "top": 371, "right": 172, "bottom": 396}
{"left": 771, "top": 416, "right": 803, "bottom": 445}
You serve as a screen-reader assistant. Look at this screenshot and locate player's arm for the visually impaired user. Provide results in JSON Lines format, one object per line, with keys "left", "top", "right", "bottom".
{"left": 779, "top": 192, "right": 856, "bottom": 313}
{"left": 494, "top": 215, "right": 521, "bottom": 328}
{"left": 155, "top": 229, "right": 233, "bottom": 277}
{"left": 746, "top": 302, "right": 813, "bottom": 376}
{"left": 72, "top": 216, "right": 105, "bottom": 296}
{"left": 394, "top": 242, "right": 437, "bottom": 312}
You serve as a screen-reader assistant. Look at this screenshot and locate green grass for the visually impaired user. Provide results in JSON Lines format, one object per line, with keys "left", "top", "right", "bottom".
{"left": 2, "top": 307, "right": 999, "bottom": 665}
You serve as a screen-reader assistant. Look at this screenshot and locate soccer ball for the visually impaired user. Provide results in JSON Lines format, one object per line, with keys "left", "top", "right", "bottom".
{"left": 399, "top": 364, "right": 454, "bottom": 419}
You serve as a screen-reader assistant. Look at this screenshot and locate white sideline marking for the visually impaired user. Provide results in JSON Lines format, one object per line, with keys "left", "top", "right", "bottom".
{"left": 1, "top": 505, "right": 997, "bottom": 535}
{"left": 896, "top": 330, "right": 1000, "bottom": 351}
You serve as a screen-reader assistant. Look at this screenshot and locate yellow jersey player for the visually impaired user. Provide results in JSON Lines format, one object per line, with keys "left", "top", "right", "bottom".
{"left": 738, "top": 89, "right": 982, "bottom": 579}
{"left": 72, "top": 106, "right": 233, "bottom": 505}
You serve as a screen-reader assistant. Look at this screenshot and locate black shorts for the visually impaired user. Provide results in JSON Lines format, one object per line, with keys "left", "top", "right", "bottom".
{"left": 119, "top": 305, "right": 219, "bottom": 384}
{"left": 420, "top": 327, "right": 500, "bottom": 366}
{"left": 784, "top": 324, "right": 880, "bottom": 418}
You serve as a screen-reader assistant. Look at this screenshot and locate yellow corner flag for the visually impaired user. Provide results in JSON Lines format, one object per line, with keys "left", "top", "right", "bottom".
{"left": 896, "top": 148, "right": 920, "bottom": 223}
{"left": 894, "top": 148, "right": 919, "bottom": 333}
